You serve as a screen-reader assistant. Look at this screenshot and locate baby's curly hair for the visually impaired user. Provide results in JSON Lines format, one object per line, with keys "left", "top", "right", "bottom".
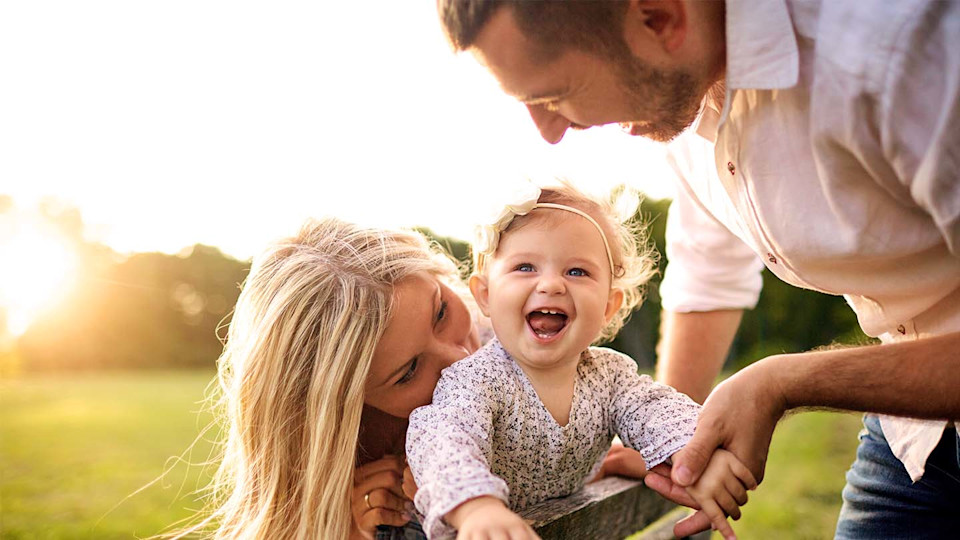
{"left": 497, "top": 180, "right": 658, "bottom": 343}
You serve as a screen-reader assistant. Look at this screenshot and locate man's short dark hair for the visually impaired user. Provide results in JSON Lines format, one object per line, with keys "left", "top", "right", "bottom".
{"left": 437, "top": 0, "right": 631, "bottom": 62}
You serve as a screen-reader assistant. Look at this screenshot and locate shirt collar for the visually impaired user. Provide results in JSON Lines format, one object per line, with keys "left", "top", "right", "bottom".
{"left": 695, "top": 0, "right": 800, "bottom": 142}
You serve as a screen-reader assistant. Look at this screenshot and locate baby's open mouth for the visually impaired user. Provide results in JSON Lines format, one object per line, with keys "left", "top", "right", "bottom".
{"left": 526, "top": 309, "right": 568, "bottom": 338}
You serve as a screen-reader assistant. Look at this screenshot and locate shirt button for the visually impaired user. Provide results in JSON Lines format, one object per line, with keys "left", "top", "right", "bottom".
{"left": 897, "top": 324, "right": 906, "bottom": 334}
{"left": 727, "top": 162, "right": 736, "bottom": 175}
{"left": 767, "top": 253, "right": 777, "bottom": 264}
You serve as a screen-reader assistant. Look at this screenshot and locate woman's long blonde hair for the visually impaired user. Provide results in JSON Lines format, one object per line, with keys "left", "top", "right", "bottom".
{"left": 187, "top": 217, "right": 462, "bottom": 539}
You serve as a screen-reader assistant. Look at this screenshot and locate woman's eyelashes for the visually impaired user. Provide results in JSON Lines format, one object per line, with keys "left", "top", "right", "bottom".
{"left": 436, "top": 300, "right": 448, "bottom": 324}
{"left": 396, "top": 358, "right": 418, "bottom": 385}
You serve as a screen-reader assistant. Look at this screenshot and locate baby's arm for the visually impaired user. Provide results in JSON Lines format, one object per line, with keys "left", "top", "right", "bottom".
{"left": 445, "top": 496, "right": 538, "bottom": 540}
{"left": 406, "top": 360, "right": 512, "bottom": 538}
{"left": 683, "top": 448, "right": 757, "bottom": 540}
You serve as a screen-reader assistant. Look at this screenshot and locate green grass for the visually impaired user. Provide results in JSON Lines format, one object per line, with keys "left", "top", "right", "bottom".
{"left": 1, "top": 371, "right": 863, "bottom": 539}
{"left": 1, "top": 371, "right": 218, "bottom": 539}
{"left": 726, "top": 411, "right": 862, "bottom": 539}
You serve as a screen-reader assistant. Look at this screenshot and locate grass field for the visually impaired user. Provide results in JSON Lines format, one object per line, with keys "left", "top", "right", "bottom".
{"left": 0, "top": 370, "right": 863, "bottom": 539}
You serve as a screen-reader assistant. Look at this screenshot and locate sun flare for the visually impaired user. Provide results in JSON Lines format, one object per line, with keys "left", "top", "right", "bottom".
{"left": 0, "top": 221, "right": 78, "bottom": 338}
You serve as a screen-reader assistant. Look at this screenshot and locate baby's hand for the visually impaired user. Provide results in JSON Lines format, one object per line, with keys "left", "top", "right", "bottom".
{"left": 684, "top": 448, "right": 757, "bottom": 540}
{"left": 446, "top": 496, "right": 540, "bottom": 540}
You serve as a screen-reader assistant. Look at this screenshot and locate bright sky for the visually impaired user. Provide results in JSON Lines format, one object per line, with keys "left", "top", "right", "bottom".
{"left": 1, "top": 1, "right": 675, "bottom": 261}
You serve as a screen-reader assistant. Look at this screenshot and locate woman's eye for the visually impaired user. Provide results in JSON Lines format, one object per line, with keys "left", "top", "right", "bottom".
{"left": 436, "top": 300, "right": 447, "bottom": 323}
{"left": 568, "top": 268, "right": 588, "bottom": 277}
{"left": 516, "top": 263, "right": 534, "bottom": 272}
{"left": 396, "top": 358, "right": 418, "bottom": 385}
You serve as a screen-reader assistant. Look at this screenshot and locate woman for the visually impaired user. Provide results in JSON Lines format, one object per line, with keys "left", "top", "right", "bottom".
{"left": 187, "top": 217, "right": 643, "bottom": 539}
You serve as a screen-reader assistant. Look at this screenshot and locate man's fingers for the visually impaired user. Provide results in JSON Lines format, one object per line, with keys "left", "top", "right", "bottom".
{"left": 671, "top": 431, "right": 717, "bottom": 487}
{"left": 643, "top": 471, "right": 701, "bottom": 508}
{"left": 673, "top": 509, "right": 712, "bottom": 537}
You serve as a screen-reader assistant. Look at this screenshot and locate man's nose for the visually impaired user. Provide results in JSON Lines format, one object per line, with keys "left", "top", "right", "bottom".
{"left": 526, "top": 105, "right": 570, "bottom": 144}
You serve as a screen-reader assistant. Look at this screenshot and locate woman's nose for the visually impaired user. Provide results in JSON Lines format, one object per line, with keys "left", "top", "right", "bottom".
{"left": 526, "top": 105, "right": 570, "bottom": 145}
{"left": 430, "top": 339, "right": 471, "bottom": 368}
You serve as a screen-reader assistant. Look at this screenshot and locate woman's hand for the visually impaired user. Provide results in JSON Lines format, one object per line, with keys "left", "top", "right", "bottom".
{"left": 351, "top": 455, "right": 413, "bottom": 539}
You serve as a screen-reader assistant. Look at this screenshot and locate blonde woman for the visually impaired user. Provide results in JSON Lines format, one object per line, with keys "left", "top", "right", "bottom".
{"left": 186, "top": 216, "right": 646, "bottom": 540}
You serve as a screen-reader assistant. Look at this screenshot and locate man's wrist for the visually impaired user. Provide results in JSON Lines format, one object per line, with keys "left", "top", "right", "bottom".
{"left": 745, "top": 355, "right": 791, "bottom": 418}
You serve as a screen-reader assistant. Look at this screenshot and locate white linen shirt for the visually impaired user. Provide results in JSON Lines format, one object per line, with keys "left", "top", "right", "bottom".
{"left": 660, "top": 0, "right": 960, "bottom": 481}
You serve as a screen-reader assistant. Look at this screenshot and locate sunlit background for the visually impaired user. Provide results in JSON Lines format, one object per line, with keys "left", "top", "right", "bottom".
{"left": 1, "top": 0, "right": 673, "bottom": 341}
{"left": 0, "top": 2, "right": 868, "bottom": 538}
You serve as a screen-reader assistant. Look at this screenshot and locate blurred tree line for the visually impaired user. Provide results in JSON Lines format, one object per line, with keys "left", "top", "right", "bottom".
{"left": 7, "top": 197, "right": 869, "bottom": 373}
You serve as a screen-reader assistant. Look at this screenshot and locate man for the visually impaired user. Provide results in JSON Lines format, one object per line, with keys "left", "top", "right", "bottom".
{"left": 437, "top": 0, "right": 960, "bottom": 537}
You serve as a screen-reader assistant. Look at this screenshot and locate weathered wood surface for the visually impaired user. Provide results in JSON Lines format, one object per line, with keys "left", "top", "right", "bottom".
{"left": 521, "top": 476, "right": 681, "bottom": 540}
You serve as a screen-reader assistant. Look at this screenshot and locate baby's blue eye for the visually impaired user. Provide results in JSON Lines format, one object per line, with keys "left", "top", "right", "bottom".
{"left": 568, "top": 268, "right": 588, "bottom": 277}
{"left": 516, "top": 263, "right": 534, "bottom": 272}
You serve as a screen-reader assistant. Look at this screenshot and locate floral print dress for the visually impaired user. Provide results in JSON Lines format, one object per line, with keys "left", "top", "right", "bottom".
{"left": 406, "top": 339, "right": 700, "bottom": 539}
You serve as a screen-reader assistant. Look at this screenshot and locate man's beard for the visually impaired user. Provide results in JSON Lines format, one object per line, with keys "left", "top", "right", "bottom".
{"left": 612, "top": 52, "right": 705, "bottom": 143}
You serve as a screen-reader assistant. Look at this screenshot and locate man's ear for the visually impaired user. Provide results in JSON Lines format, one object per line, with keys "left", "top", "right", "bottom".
{"left": 623, "top": 0, "right": 687, "bottom": 56}
{"left": 468, "top": 274, "right": 491, "bottom": 317}
{"left": 604, "top": 288, "right": 625, "bottom": 323}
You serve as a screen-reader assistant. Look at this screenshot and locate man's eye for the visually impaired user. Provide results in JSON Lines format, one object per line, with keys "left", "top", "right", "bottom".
{"left": 396, "top": 358, "right": 418, "bottom": 385}
{"left": 516, "top": 263, "right": 534, "bottom": 272}
{"left": 436, "top": 300, "right": 447, "bottom": 323}
{"left": 568, "top": 268, "right": 588, "bottom": 277}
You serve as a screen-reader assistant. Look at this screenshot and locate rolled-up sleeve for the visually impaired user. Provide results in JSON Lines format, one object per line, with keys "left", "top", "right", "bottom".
{"left": 659, "top": 153, "right": 765, "bottom": 312}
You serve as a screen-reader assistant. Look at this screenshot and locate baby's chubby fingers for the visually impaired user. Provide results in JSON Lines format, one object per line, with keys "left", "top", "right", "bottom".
{"left": 728, "top": 453, "right": 758, "bottom": 491}
{"left": 699, "top": 498, "right": 737, "bottom": 540}
{"left": 724, "top": 472, "right": 749, "bottom": 507}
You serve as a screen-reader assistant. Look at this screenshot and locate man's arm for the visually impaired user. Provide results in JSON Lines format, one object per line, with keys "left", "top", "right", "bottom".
{"left": 656, "top": 309, "right": 743, "bottom": 403}
{"left": 672, "top": 330, "right": 960, "bottom": 488}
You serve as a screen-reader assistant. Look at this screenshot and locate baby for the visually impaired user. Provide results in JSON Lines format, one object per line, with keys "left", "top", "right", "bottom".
{"left": 407, "top": 181, "right": 753, "bottom": 539}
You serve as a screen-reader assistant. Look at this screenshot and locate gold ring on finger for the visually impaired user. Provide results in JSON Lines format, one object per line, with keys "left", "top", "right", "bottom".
{"left": 364, "top": 492, "right": 373, "bottom": 510}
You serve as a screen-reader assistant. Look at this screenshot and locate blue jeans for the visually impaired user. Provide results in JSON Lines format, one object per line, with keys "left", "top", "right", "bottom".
{"left": 835, "top": 415, "right": 960, "bottom": 539}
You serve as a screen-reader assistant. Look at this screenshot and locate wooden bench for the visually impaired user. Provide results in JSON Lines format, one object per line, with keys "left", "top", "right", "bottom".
{"left": 521, "top": 476, "right": 702, "bottom": 540}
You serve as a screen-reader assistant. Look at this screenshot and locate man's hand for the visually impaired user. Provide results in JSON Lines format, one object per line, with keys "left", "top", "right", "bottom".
{"left": 671, "top": 359, "right": 786, "bottom": 488}
{"left": 644, "top": 464, "right": 713, "bottom": 536}
{"left": 447, "top": 496, "right": 539, "bottom": 540}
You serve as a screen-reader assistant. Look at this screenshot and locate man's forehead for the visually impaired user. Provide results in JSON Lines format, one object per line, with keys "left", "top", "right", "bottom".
{"left": 469, "top": 7, "right": 558, "bottom": 100}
